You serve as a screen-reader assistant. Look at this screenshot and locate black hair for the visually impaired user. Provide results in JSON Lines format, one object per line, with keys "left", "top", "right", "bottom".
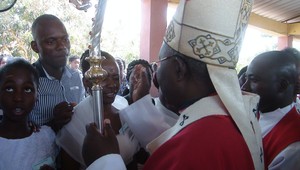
{"left": 0, "top": 58, "right": 39, "bottom": 86}
{"left": 279, "top": 50, "right": 298, "bottom": 85}
{"left": 282, "top": 47, "right": 300, "bottom": 65}
{"left": 69, "top": 55, "right": 80, "bottom": 63}
{"left": 31, "top": 14, "right": 62, "bottom": 40}
{"left": 126, "top": 59, "right": 153, "bottom": 82}
{"left": 159, "top": 42, "right": 210, "bottom": 82}
{"left": 258, "top": 50, "right": 297, "bottom": 85}
{"left": 177, "top": 54, "right": 210, "bottom": 80}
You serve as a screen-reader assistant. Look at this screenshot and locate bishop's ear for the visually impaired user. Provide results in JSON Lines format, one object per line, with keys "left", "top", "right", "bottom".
{"left": 174, "top": 56, "right": 187, "bottom": 80}
{"left": 30, "top": 41, "right": 39, "bottom": 53}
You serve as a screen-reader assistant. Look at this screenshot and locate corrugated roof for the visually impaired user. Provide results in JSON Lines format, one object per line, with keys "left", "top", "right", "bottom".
{"left": 252, "top": 0, "right": 300, "bottom": 24}
{"left": 168, "top": 0, "right": 300, "bottom": 24}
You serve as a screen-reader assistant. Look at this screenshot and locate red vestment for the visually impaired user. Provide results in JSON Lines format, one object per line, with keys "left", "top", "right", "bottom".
{"left": 143, "top": 115, "right": 254, "bottom": 170}
{"left": 263, "top": 107, "right": 300, "bottom": 169}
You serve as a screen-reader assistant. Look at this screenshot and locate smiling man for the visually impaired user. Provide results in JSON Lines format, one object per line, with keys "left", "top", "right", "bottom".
{"left": 30, "top": 14, "right": 85, "bottom": 132}
{"left": 242, "top": 50, "right": 300, "bottom": 169}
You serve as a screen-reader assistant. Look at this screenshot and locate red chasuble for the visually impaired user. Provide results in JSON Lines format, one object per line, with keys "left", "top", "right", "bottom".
{"left": 143, "top": 115, "right": 254, "bottom": 170}
{"left": 263, "top": 107, "right": 300, "bottom": 169}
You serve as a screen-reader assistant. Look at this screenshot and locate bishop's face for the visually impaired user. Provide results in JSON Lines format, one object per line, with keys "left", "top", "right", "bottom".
{"left": 155, "top": 53, "right": 182, "bottom": 112}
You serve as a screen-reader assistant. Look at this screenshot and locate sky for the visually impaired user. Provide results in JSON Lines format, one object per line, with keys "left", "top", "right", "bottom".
{"left": 89, "top": 0, "right": 141, "bottom": 38}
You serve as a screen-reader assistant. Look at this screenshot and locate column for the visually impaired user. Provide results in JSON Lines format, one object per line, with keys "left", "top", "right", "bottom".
{"left": 140, "top": 0, "right": 168, "bottom": 62}
{"left": 278, "top": 35, "right": 293, "bottom": 50}
{"left": 140, "top": 0, "right": 168, "bottom": 97}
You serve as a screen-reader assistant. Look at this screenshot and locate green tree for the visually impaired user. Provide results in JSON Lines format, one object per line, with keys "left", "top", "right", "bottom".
{"left": 0, "top": 0, "right": 140, "bottom": 65}
{"left": 0, "top": 0, "right": 94, "bottom": 61}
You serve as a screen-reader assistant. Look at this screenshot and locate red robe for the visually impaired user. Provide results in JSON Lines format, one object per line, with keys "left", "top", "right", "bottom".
{"left": 263, "top": 107, "right": 300, "bottom": 169}
{"left": 143, "top": 115, "right": 254, "bottom": 170}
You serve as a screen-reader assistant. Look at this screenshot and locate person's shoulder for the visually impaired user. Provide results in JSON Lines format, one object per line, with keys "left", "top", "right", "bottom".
{"left": 32, "top": 60, "right": 41, "bottom": 68}
{"left": 65, "top": 66, "right": 75, "bottom": 74}
{"left": 38, "top": 125, "right": 56, "bottom": 138}
{"left": 32, "top": 60, "right": 45, "bottom": 76}
{"left": 32, "top": 60, "right": 39, "bottom": 65}
{"left": 66, "top": 66, "right": 82, "bottom": 78}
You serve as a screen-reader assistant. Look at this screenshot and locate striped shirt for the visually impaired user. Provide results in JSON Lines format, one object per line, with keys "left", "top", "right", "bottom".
{"left": 29, "top": 60, "right": 85, "bottom": 125}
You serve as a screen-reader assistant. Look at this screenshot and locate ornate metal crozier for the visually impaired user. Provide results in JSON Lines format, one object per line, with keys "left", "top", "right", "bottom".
{"left": 84, "top": 0, "right": 108, "bottom": 133}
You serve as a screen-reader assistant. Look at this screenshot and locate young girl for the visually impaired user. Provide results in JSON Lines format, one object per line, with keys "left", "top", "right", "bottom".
{"left": 0, "top": 59, "right": 58, "bottom": 170}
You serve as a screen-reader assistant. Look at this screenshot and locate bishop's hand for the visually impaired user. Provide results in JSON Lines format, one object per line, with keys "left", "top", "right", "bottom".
{"left": 82, "top": 120, "right": 120, "bottom": 166}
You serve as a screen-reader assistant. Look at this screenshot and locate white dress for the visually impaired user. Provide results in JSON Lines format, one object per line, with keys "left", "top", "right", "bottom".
{"left": 0, "top": 126, "right": 58, "bottom": 170}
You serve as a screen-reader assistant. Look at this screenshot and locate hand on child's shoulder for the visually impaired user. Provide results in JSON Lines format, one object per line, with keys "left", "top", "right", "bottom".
{"left": 29, "top": 121, "right": 40, "bottom": 133}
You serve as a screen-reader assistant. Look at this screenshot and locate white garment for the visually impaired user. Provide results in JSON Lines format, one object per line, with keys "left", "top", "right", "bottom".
{"left": 153, "top": 97, "right": 178, "bottom": 126}
{"left": 56, "top": 95, "right": 138, "bottom": 168}
{"left": 85, "top": 94, "right": 180, "bottom": 170}
{"left": 113, "top": 95, "right": 129, "bottom": 110}
{"left": 0, "top": 126, "right": 58, "bottom": 170}
{"left": 295, "top": 97, "right": 300, "bottom": 113}
{"left": 119, "top": 95, "right": 178, "bottom": 148}
{"left": 87, "top": 93, "right": 261, "bottom": 170}
{"left": 86, "top": 154, "right": 126, "bottom": 170}
{"left": 85, "top": 95, "right": 179, "bottom": 169}
{"left": 260, "top": 103, "right": 300, "bottom": 169}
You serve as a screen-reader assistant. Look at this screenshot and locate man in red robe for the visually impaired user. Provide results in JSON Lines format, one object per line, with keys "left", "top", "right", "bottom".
{"left": 242, "top": 50, "right": 300, "bottom": 169}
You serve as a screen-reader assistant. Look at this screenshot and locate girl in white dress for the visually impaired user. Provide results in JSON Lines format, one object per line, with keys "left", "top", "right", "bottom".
{"left": 0, "top": 59, "right": 58, "bottom": 170}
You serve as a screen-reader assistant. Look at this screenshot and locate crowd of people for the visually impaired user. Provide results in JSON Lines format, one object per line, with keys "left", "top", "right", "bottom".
{"left": 0, "top": 0, "right": 300, "bottom": 169}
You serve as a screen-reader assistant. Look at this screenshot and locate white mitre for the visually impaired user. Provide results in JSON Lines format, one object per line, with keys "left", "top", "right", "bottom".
{"left": 162, "top": 0, "right": 263, "bottom": 169}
